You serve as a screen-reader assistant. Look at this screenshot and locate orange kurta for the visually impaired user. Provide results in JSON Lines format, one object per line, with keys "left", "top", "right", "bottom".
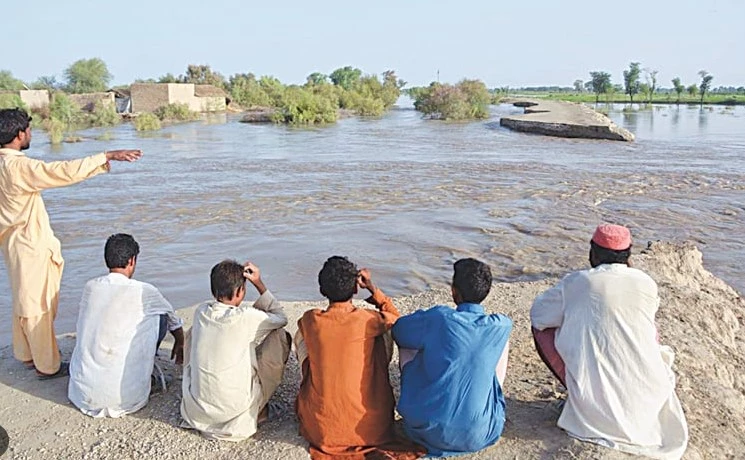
{"left": 296, "top": 289, "right": 423, "bottom": 460}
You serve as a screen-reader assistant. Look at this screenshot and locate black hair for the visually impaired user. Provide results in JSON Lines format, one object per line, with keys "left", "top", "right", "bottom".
{"left": 210, "top": 260, "right": 245, "bottom": 301}
{"left": 590, "top": 240, "right": 631, "bottom": 266}
{"left": 318, "top": 256, "right": 358, "bottom": 302}
{"left": 452, "top": 258, "right": 492, "bottom": 304}
{"left": 0, "top": 108, "right": 32, "bottom": 145}
{"left": 104, "top": 233, "right": 140, "bottom": 269}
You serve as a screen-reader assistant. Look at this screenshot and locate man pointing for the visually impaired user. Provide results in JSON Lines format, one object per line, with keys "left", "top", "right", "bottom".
{"left": 0, "top": 108, "right": 142, "bottom": 379}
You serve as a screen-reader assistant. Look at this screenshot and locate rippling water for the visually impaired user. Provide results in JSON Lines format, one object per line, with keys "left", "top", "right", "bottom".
{"left": 1, "top": 102, "right": 743, "bottom": 343}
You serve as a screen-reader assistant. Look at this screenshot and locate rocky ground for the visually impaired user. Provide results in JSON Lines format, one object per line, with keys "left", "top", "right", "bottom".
{"left": 0, "top": 241, "right": 742, "bottom": 459}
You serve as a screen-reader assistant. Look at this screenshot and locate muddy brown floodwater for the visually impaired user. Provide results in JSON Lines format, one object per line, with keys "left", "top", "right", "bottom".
{"left": 1, "top": 101, "right": 743, "bottom": 344}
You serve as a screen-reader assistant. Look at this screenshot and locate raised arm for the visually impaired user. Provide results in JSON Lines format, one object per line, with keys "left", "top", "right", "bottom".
{"left": 357, "top": 268, "right": 401, "bottom": 330}
{"left": 242, "top": 262, "right": 288, "bottom": 344}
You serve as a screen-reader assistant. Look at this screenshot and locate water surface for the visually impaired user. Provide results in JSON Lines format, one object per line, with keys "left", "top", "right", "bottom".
{"left": 1, "top": 102, "right": 743, "bottom": 343}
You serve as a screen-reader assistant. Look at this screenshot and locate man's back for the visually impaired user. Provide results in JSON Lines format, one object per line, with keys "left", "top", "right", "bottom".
{"left": 181, "top": 291, "right": 287, "bottom": 441}
{"left": 393, "top": 304, "right": 512, "bottom": 456}
{"left": 296, "top": 303, "right": 396, "bottom": 448}
{"left": 550, "top": 264, "right": 687, "bottom": 456}
{"left": 69, "top": 274, "right": 170, "bottom": 417}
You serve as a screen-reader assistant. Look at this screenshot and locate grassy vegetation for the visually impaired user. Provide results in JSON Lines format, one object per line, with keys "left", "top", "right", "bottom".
{"left": 0, "top": 93, "right": 27, "bottom": 110}
{"left": 154, "top": 103, "right": 199, "bottom": 122}
{"left": 133, "top": 113, "right": 162, "bottom": 131}
{"left": 29, "top": 93, "right": 123, "bottom": 144}
{"left": 540, "top": 92, "right": 744, "bottom": 105}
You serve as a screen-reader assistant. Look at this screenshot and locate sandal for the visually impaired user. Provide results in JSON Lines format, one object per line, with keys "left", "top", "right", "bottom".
{"left": 37, "top": 362, "right": 69, "bottom": 380}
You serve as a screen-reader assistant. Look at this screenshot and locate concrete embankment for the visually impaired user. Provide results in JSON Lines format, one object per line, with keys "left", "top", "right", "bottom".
{"left": 500, "top": 99, "right": 635, "bottom": 141}
{"left": 0, "top": 242, "right": 742, "bottom": 458}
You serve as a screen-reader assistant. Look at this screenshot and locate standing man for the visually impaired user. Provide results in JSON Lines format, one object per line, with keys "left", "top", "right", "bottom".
{"left": 0, "top": 108, "right": 142, "bottom": 379}
{"left": 530, "top": 224, "right": 688, "bottom": 458}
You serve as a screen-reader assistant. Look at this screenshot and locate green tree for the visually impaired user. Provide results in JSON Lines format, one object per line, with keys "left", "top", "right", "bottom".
{"left": 573, "top": 79, "right": 584, "bottom": 93}
{"left": 698, "top": 70, "right": 713, "bottom": 104}
{"left": 623, "top": 62, "right": 641, "bottom": 103}
{"left": 329, "top": 66, "right": 362, "bottom": 90}
{"left": 30, "top": 75, "right": 59, "bottom": 90}
{"left": 230, "top": 73, "right": 272, "bottom": 108}
{"left": 589, "top": 71, "right": 612, "bottom": 103}
{"left": 158, "top": 73, "right": 180, "bottom": 83}
{"left": 671, "top": 77, "right": 685, "bottom": 103}
{"left": 0, "top": 70, "right": 25, "bottom": 90}
{"left": 687, "top": 84, "right": 698, "bottom": 98}
{"left": 644, "top": 69, "right": 658, "bottom": 104}
{"left": 182, "top": 64, "right": 227, "bottom": 89}
{"left": 64, "top": 58, "right": 112, "bottom": 93}
{"left": 306, "top": 72, "right": 328, "bottom": 86}
{"left": 638, "top": 83, "right": 651, "bottom": 104}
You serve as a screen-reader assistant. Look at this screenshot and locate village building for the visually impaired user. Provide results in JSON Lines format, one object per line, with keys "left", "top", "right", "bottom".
{"left": 0, "top": 89, "right": 50, "bottom": 109}
{"left": 130, "top": 83, "right": 228, "bottom": 113}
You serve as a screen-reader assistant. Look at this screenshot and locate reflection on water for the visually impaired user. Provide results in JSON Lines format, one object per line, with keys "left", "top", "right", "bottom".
{"left": 1, "top": 103, "right": 743, "bottom": 343}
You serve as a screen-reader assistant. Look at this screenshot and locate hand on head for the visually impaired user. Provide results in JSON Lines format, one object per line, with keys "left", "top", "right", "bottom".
{"left": 105, "top": 149, "right": 143, "bottom": 162}
{"left": 357, "top": 268, "right": 376, "bottom": 293}
{"left": 243, "top": 262, "right": 261, "bottom": 283}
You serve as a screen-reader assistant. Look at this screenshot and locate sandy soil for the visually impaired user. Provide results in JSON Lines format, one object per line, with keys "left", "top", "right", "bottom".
{"left": 0, "top": 241, "right": 742, "bottom": 459}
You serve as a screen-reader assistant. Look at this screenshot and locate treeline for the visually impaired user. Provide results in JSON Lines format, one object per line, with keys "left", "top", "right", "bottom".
{"left": 575, "top": 63, "right": 740, "bottom": 104}
{"left": 138, "top": 65, "right": 406, "bottom": 125}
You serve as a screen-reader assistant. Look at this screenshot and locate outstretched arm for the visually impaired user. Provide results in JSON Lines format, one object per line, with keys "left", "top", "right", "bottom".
{"left": 14, "top": 149, "right": 141, "bottom": 192}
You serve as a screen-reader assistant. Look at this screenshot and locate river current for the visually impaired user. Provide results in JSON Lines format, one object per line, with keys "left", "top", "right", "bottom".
{"left": 1, "top": 102, "right": 743, "bottom": 343}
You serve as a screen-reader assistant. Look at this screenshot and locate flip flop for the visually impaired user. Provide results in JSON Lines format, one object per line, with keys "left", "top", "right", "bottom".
{"left": 37, "top": 362, "right": 70, "bottom": 380}
{"left": 22, "top": 360, "right": 35, "bottom": 370}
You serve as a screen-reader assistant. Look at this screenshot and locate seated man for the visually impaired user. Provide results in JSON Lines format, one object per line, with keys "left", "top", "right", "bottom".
{"left": 181, "top": 260, "right": 290, "bottom": 441}
{"left": 68, "top": 233, "right": 185, "bottom": 418}
{"left": 295, "top": 256, "right": 423, "bottom": 459}
{"left": 392, "top": 258, "right": 512, "bottom": 457}
{"left": 530, "top": 224, "right": 688, "bottom": 458}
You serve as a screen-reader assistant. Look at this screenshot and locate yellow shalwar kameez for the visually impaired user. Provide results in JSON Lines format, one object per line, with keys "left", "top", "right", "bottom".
{"left": 0, "top": 148, "right": 109, "bottom": 373}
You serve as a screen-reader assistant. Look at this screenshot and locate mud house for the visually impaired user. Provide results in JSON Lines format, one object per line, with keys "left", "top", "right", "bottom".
{"left": 0, "top": 89, "right": 50, "bottom": 109}
{"left": 68, "top": 92, "right": 116, "bottom": 112}
{"left": 130, "top": 83, "right": 228, "bottom": 113}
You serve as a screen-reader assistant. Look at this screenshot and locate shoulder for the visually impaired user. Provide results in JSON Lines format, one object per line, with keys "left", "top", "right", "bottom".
{"left": 488, "top": 312, "right": 513, "bottom": 327}
{"left": 400, "top": 305, "right": 449, "bottom": 321}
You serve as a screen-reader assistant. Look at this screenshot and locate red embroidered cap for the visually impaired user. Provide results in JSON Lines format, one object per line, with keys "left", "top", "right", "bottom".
{"left": 592, "top": 224, "right": 632, "bottom": 250}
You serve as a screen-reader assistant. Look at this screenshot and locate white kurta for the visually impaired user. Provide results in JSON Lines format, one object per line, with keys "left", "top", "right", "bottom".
{"left": 531, "top": 264, "right": 688, "bottom": 459}
{"left": 180, "top": 291, "right": 287, "bottom": 441}
{"left": 68, "top": 273, "right": 183, "bottom": 418}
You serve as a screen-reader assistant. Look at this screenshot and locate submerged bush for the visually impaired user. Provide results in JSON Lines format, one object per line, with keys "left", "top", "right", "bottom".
{"left": 134, "top": 113, "right": 162, "bottom": 131}
{"left": 0, "top": 93, "right": 27, "bottom": 110}
{"left": 272, "top": 86, "right": 337, "bottom": 125}
{"left": 86, "top": 102, "right": 120, "bottom": 127}
{"left": 43, "top": 118, "right": 65, "bottom": 144}
{"left": 409, "top": 79, "right": 491, "bottom": 120}
{"left": 154, "top": 103, "right": 197, "bottom": 121}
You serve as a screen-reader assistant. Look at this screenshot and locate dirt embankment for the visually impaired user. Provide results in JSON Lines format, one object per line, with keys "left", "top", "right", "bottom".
{"left": 0, "top": 241, "right": 742, "bottom": 459}
{"left": 500, "top": 99, "right": 635, "bottom": 142}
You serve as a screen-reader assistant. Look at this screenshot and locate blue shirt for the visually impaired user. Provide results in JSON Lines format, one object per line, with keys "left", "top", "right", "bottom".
{"left": 392, "top": 303, "right": 512, "bottom": 457}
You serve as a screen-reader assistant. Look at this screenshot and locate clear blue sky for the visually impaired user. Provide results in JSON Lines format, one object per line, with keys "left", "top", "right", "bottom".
{"left": 4, "top": 0, "right": 744, "bottom": 88}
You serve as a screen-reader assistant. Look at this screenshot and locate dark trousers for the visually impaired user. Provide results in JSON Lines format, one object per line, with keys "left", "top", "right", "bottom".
{"left": 156, "top": 314, "right": 168, "bottom": 351}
